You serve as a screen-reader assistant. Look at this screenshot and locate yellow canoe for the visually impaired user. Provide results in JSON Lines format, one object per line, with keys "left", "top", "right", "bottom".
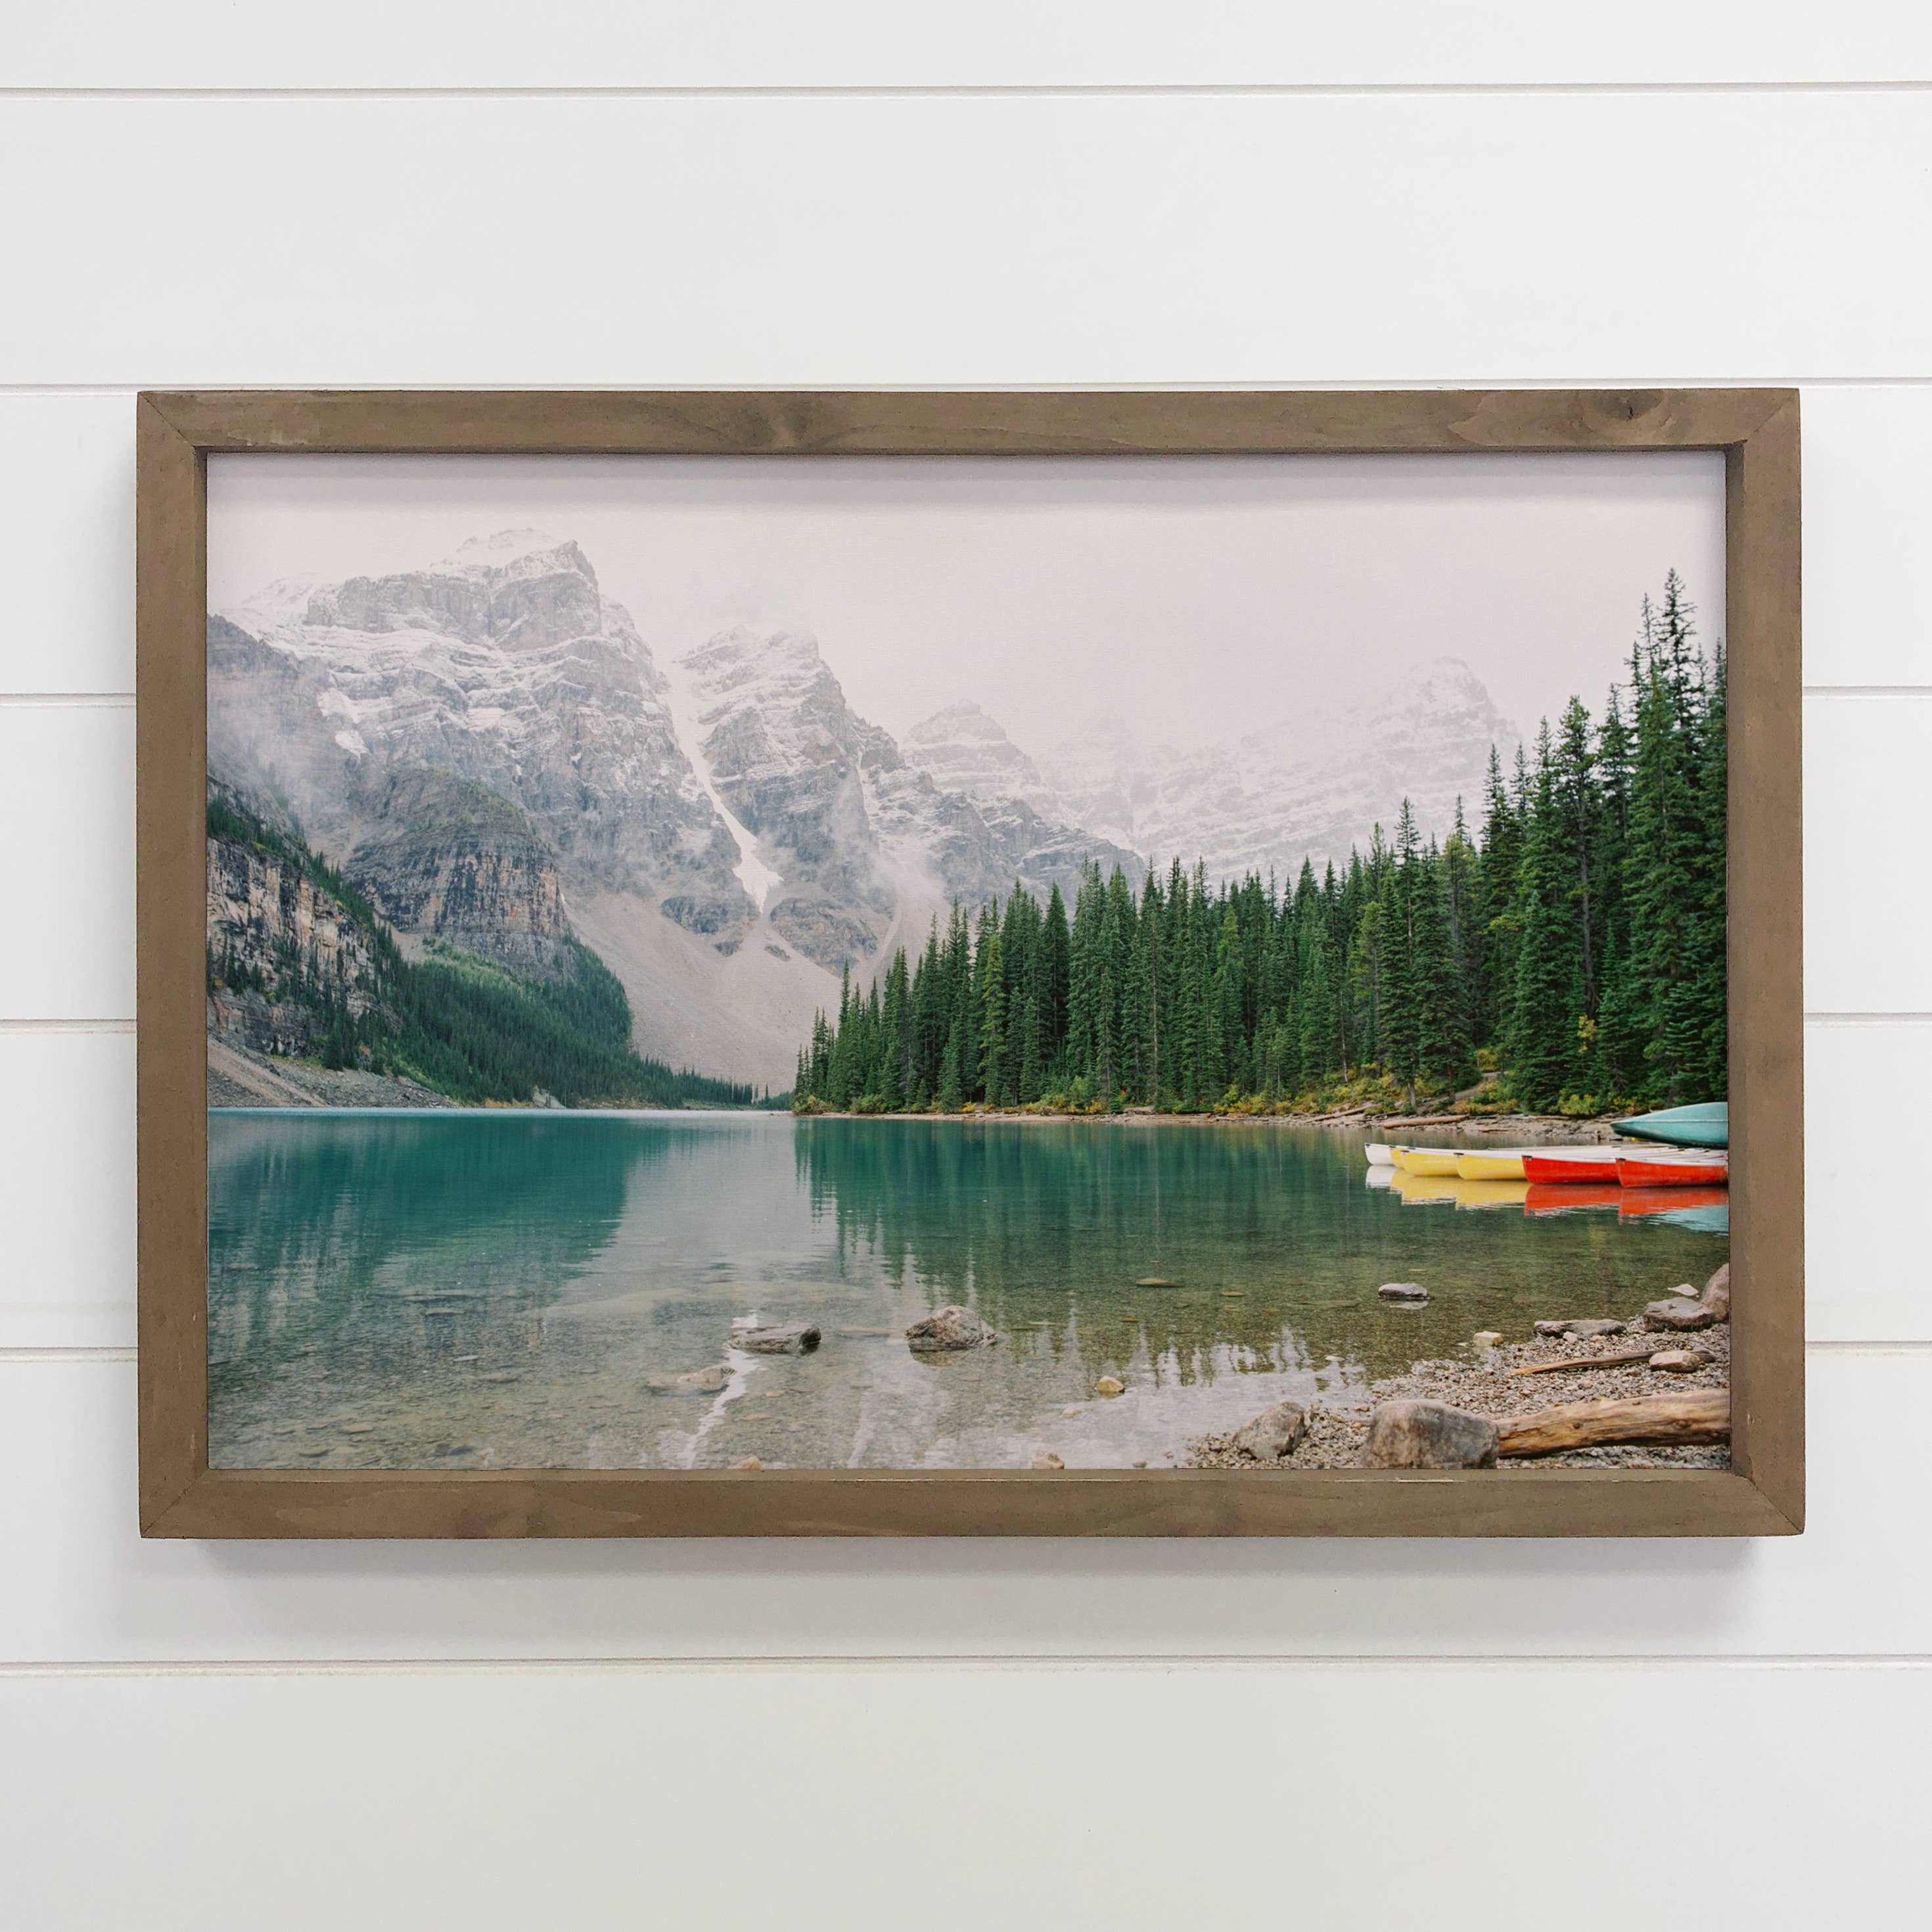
{"left": 1454, "top": 1149, "right": 1532, "bottom": 1181}
{"left": 1392, "top": 1146, "right": 1461, "bottom": 1177}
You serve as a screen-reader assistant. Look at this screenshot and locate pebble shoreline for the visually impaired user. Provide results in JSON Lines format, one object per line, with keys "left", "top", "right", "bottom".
{"left": 1184, "top": 1316, "right": 1731, "bottom": 1471}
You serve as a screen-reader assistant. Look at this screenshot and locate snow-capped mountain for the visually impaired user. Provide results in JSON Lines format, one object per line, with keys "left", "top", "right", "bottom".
{"left": 208, "top": 533, "right": 1136, "bottom": 1086}
{"left": 1035, "top": 658, "right": 1519, "bottom": 881}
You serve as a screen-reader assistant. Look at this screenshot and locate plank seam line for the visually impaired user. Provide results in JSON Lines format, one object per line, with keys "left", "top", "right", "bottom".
{"left": 0, "top": 1020, "right": 136, "bottom": 1034}
{"left": 6, "top": 377, "right": 1932, "bottom": 396}
{"left": 1805, "top": 1011, "right": 1932, "bottom": 1024}
{"left": 3, "top": 1654, "right": 1932, "bottom": 1680}
{"left": 1802, "top": 687, "right": 1932, "bottom": 700}
{"left": 4, "top": 80, "right": 1932, "bottom": 103}
{"left": 0, "top": 694, "right": 133, "bottom": 709}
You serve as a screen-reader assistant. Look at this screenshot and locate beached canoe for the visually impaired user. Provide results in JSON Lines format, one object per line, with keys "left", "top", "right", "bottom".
{"left": 1391, "top": 1146, "right": 1461, "bottom": 1178}
{"left": 1519, "top": 1147, "right": 1624, "bottom": 1184}
{"left": 1364, "top": 1143, "right": 1394, "bottom": 1166}
{"left": 1616, "top": 1152, "right": 1728, "bottom": 1188}
{"left": 1452, "top": 1148, "right": 1546, "bottom": 1181}
{"left": 1611, "top": 1101, "right": 1728, "bottom": 1149}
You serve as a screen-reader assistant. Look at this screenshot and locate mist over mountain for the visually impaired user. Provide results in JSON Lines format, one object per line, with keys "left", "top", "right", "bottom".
{"left": 209, "top": 529, "right": 1516, "bottom": 1088}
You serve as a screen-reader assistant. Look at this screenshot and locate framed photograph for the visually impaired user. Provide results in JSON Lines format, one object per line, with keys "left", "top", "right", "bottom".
{"left": 136, "top": 389, "right": 1801, "bottom": 1538}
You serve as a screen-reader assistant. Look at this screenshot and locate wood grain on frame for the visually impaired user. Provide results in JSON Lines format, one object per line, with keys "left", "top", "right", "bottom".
{"left": 136, "top": 388, "right": 1803, "bottom": 1538}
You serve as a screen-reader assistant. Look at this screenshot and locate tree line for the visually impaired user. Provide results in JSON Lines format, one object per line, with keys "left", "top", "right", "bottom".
{"left": 793, "top": 572, "right": 1726, "bottom": 1118}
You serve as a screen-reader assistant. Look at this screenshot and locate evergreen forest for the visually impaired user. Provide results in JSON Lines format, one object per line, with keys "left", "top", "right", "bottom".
{"left": 793, "top": 574, "right": 1726, "bottom": 1120}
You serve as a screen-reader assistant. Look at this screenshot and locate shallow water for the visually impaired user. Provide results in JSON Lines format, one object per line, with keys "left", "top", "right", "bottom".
{"left": 208, "top": 1110, "right": 1727, "bottom": 1470}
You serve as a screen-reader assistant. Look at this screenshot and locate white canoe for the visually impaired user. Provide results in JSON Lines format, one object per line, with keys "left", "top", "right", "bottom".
{"left": 1365, "top": 1143, "right": 1395, "bottom": 1166}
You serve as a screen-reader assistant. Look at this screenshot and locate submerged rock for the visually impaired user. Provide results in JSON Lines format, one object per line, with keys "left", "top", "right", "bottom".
{"left": 1231, "top": 1400, "right": 1308, "bottom": 1463}
{"left": 1702, "top": 1262, "right": 1731, "bottom": 1321}
{"left": 906, "top": 1305, "right": 999, "bottom": 1352}
{"left": 733, "top": 1322, "right": 822, "bottom": 1355}
{"left": 1030, "top": 1450, "right": 1065, "bottom": 1470}
{"left": 1377, "top": 1282, "right": 1429, "bottom": 1303}
{"left": 647, "top": 1364, "right": 731, "bottom": 1396}
{"left": 1644, "top": 1295, "right": 1717, "bottom": 1333}
{"left": 1136, "top": 1277, "right": 1178, "bottom": 1289}
{"left": 729, "top": 1457, "right": 762, "bottom": 1471}
{"left": 1364, "top": 1399, "right": 1499, "bottom": 1469}
{"left": 1095, "top": 1376, "right": 1126, "bottom": 1396}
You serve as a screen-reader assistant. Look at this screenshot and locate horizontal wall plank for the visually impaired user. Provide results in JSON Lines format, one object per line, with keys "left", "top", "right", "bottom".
{"left": 0, "top": 396, "right": 133, "bottom": 696}
{"left": 0, "top": 1013, "right": 1904, "bottom": 1345}
{"left": 0, "top": 384, "right": 1923, "bottom": 698}
{"left": 3, "top": 1661, "right": 1924, "bottom": 1932}
{"left": 0, "top": 1032, "right": 135, "bottom": 1352}
{"left": 0, "top": 706, "right": 133, "bottom": 1018}
{"left": 0, "top": 1349, "right": 1916, "bottom": 1661}
{"left": 1804, "top": 695, "right": 1932, "bottom": 1012}
{"left": 1803, "top": 386, "right": 1932, "bottom": 687}
{"left": 1, "top": 96, "right": 1928, "bottom": 386}
{"left": 10, "top": 4, "right": 1932, "bottom": 91}
{"left": 1806, "top": 1023, "right": 1932, "bottom": 1340}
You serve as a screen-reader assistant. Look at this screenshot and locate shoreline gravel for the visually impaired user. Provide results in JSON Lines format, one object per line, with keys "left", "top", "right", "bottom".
{"left": 1185, "top": 1313, "right": 1731, "bottom": 1471}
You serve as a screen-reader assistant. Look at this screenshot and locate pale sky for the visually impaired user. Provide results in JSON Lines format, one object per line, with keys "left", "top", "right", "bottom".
{"left": 208, "top": 451, "right": 1725, "bottom": 756}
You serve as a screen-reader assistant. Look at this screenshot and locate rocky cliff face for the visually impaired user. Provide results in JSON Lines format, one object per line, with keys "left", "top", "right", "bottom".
{"left": 206, "top": 833, "right": 385, "bottom": 1056}
{"left": 345, "top": 768, "right": 570, "bottom": 976}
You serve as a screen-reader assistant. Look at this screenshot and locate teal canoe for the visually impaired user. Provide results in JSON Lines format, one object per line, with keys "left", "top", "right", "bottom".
{"left": 1611, "top": 1101, "right": 1728, "bottom": 1149}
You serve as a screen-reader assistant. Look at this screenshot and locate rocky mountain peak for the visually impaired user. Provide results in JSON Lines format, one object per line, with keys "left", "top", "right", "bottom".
{"left": 904, "top": 699, "right": 1057, "bottom": 820}
{"left": 298, "top": 529, "right": 603, "bottom": 653}
{"left": 434, "top": 528, "right": 592, "bottom": 582}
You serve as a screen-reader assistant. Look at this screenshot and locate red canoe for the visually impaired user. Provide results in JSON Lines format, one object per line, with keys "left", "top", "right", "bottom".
{"left": 1615, "top": 1154, "right": 1728, "bottom": 1189}
{"left": 1520, "top": 1149, "right": 1623, "bottom": 1185}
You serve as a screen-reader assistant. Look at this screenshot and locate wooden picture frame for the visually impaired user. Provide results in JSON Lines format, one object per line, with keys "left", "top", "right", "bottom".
{"left": 137, "top": 388, "right": 1802, "bottom": 1538}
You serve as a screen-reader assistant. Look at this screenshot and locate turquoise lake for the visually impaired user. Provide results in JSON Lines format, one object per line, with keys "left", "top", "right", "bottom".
{"left": 208, "top": 1110, "right": 1728, "bottom": 1471}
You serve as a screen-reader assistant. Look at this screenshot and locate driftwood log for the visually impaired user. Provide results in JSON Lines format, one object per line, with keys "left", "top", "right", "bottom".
{"left": 1506, "top": 1345, "right": 1661, "bottom": 1377}
{"left": 1496, "top": 1390, "right": 1730, "bottom": 1458}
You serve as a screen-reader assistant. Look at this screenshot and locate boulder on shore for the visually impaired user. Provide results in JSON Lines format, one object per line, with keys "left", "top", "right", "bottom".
{"left": 1702, "top": 1262, "right": 1731, "bottom": 1321}
{"left": 733, "top": 1322, "right": 822, "bottom": 1355}
{"left": 1377, "top": 1282, "right": 1429, "bottom": 1303}
{"left": 1030, "top": 1450, "right": 1065, "bottom": 1470}
{"left": 1231, "top": 1400, "right": 1308, "bottom": 1463}
{"left": 1364, "top": 1399, "right": 1499, "bottom": 1469}
{"left": 1534, "top": 1318, "right": 1626, "bottom": 1341}
{"left": 1644, "top": 1295, "right": 1718, "bottom": 1333}
{"left": 906, "top": 1305, "right": 999, "bottom": 1352}
{"left": 1648, "top": 1348, "right": 1712, "bottom": 1373}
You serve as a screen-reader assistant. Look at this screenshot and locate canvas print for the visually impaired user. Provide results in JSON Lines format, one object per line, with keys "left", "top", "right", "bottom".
{"left": 204, "top": 451, "right": 1731, "bottom": 1477}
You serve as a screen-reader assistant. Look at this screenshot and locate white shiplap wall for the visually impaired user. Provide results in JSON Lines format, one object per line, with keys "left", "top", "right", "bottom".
{"left": 3, "top": 14, "right": 1929, "bottom": 1926}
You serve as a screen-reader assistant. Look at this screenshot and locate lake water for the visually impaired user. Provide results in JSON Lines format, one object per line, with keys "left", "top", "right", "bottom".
{"left": 208, "top": 1110, "right": 1728, "bottom": 1471}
